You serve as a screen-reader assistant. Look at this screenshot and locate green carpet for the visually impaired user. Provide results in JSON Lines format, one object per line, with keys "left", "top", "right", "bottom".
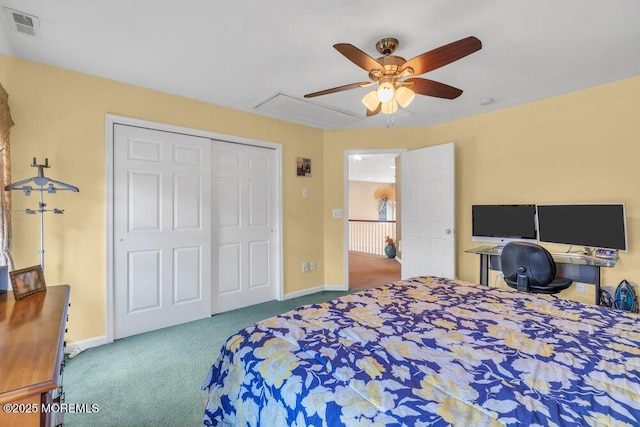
{"left": 64, "top": 291, "right": 350, "bottom": 427}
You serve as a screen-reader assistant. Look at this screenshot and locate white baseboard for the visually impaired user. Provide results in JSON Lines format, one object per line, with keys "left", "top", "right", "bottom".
{"left": 65, "top": 335, "right": 108, "bottom": 356}
{"left": 283, "top": 285, "right": 326, "bottom": 300}
{"left": 283, "top": 284, "right": 350, "bottom": 300}
{"left": 324, "top": 284, "right": 348, "bottom": 291}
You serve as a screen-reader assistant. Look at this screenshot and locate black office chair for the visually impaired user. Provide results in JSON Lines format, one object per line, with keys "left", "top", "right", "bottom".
{"left": 501, "top": 242, "right": 572, "bottom": 294}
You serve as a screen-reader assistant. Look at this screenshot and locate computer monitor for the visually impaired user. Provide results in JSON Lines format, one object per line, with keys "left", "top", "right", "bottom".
{"left": 536, "top": 204, "right": 627, "bottom": 251}
{"left": 472, "top": 205, "right": 537, "bottom": 246}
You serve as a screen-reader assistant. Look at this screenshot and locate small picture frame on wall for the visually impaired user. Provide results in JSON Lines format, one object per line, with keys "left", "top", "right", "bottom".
{"left": 10, "top": 265, "right": 46, "bottom": 300}
{"left": 296, "top": 157, "right": 312, "bottom": 177}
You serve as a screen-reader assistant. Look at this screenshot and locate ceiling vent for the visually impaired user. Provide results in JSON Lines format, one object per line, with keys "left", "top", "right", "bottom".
{"left": 4, "top": 7, "right": 42, "bottom": 38}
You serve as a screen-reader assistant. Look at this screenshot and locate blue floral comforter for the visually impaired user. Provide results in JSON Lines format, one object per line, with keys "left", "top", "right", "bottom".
{"left": 202, "top": 276, "right": 640, "bottom": 426}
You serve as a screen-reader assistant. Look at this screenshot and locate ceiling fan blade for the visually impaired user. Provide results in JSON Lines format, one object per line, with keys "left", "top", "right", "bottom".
{"left": 334, "top": 43, "right": 385, "bottom": 73}
{"left": 406, "top": 78, "right": 463, "bottom": 99}
{"left": 366, "top": 104, "right": 381, "bottom": 116}
{"left": 304, "top": 81, "right": 371, "bottom": 98}
{"left": 401, "top": 36, "right": 482, "bottom": 76}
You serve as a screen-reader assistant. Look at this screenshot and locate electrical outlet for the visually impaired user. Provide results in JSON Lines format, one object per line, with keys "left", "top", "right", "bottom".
{"left": 302, "top": 262, "right": 308, "bottom": 272}
{"left": 576, "top": 282, "right": 586, "bottom": 293}
{"left": 310, "top": 261, "right": 316, "bottom": 270}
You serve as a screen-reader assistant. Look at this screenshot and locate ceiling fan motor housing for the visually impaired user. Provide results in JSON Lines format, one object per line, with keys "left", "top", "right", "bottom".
{"left": 376, "top": 37, "right": 399, "bottom": 55}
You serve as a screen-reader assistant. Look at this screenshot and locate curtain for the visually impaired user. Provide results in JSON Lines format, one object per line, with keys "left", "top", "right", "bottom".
{"left": 0, "top": 83, "right": 14, "bottom": 269}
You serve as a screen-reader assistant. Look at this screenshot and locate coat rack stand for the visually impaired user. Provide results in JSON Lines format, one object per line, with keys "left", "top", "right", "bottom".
{"left": 4, "top": 157, "right": 79, "bottom": 271}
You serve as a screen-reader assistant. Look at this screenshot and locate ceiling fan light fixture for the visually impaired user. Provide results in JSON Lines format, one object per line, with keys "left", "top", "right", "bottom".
{"left": 395, "top": 86, "right": 416, "bottom": 108}
{"left": 381, "top": 99, "right": 398, "bottom": 115}
{"left": 362, "top": 90, "right": 380, "bottom": 111}
{"left": 376, "top": 82, "right": 395, "bottom": 103}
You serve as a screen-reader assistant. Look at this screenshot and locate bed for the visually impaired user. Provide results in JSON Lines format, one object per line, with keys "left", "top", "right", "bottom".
{"left": 202, "top": 276, "right": 640, "bottom": 426}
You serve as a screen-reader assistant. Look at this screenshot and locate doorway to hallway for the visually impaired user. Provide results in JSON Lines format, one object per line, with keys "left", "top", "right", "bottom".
{"left": 345, "top": 151, "right": 402, "bottom": 291}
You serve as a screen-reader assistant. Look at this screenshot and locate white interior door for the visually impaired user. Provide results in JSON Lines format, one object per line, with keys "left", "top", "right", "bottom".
{"left": 401, "top": 142, "right": 455, "bottom": 279}
{"left": 114, "top": 124, "right": 211, "bottom": 338}
{"left": 212, "top": 142, "right": 276, "bottom": 313}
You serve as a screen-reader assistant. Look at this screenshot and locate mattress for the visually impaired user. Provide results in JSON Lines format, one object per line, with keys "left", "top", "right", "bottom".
{"left": 202, "top": 276, "right": 640, "bottom": 426}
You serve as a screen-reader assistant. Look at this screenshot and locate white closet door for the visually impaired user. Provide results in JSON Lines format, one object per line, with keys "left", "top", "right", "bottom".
{"left": 401, "top": 142, "right": 456, "bottom": 279}
{"left": 212, "top": 142, "right": 276, "bottom": 313}
{"left": 114, "top": 124, "right": 211, "bottom": 338}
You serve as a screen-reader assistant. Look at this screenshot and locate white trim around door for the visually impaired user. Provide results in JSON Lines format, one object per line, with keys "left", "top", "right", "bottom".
{"left": 105, "top": 114, "right": 284, "bottom": 343}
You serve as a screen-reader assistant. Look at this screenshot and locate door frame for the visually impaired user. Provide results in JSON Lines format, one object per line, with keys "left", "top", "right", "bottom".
{"left": 105, "top": 114, "right": 284, "bottom": 343}
{"left": 342, "top": 148, "right": 406, "bottom": 291}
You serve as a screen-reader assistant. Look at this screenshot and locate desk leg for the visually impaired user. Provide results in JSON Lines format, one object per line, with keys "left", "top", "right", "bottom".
{"left": 479, "top": 254, "right": 489, "bottom": 286}
{"left": 594, "top": 267, "right": 601, "bottom": 306}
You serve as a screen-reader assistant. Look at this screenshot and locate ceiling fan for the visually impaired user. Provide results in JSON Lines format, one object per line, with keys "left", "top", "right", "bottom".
{"left": 304, "top": 36, "right": 482, "bottom": 116}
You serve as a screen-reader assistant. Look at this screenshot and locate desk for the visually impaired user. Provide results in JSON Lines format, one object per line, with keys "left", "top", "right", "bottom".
{"left": 466, "top": 246, "right": 617, "bottom": 305}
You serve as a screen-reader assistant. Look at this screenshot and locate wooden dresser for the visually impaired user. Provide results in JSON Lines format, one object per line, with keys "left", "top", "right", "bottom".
{"left": 0, "top": 285, "right": 70, "bottom": 427}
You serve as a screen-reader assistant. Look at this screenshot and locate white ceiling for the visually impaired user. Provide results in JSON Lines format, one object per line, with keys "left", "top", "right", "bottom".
{"left": 349, "top": 154, "right": 398, "bottom": 184}
{"left": 1, "top": 1, "right": 639, "bottom": 130}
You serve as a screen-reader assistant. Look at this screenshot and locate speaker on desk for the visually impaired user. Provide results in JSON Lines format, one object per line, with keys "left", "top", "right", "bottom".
{"left": 501, "top": 241, "right": 573, "bottom": 294}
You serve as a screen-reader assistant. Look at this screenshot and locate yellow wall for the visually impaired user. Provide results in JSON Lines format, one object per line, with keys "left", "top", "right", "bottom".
{"left": 3, "top": 51, "right": 640, "bottom": 342}
{"left": 324, "top": 75, "right": 640, "bottom": 305}
{"left": 0, "top": 54, "right": 325, "bottom": 342}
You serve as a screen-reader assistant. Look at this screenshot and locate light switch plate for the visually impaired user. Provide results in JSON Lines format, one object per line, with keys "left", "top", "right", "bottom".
{"left": 332, "top": 208, "right": 342, "bottom": 218}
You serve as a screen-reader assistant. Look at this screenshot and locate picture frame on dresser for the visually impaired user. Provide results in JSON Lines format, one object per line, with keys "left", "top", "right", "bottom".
{"left": 10, "top": 265, "right": 46, "bottom": 300}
